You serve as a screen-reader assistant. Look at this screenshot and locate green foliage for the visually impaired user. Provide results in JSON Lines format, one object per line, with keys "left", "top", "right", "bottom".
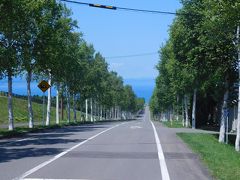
{"left": 149, "top": 87, "right": 160, "bottom": 114}
{"left": 0, "top": 0, "right": 141, "bottom": 130}
{"left": 121, "top": 85, "right": 136, "bottom": 112}
{"left": 135, "top": 97, "right": 145, "bottom": 111}
{"left": 150, "top": 0, "right": 240, "bottom": 128}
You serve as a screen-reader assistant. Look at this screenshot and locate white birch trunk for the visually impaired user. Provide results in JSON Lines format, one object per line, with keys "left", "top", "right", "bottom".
{"left": 85, "top": 99, "right": 88, "bottom": 121}
{"left": 8, "top": 72, "right": 14, "bottom": 130}
{"left": 118, "top": 107, "right": 121, "bottom": 119}
{"left": 184, "top": 94, "right": 189, "bottom": 127}
{"left": 122, "top": 111, "right": 124, "bottom": 120}
{"left": 27, "top": 71, "right": 34, "bottom": 128}
{"left": 235, "top": 25, "right": 240, "bottom": 150}
{"left": 60, "top": 94, "right": 64, "bottom": 121}
{"left": 66, "top": 90, "right": 70, "bottom": 123}
{"left": 90, "top": 98, "right": 93, "bottom": 122}
{"left": 100, "top": 105, "right": 103, "bottom": 120}
{"left": 97, "top": 104, "right": 99, "bottom": 121}
{"left": 109, "top": 109, "right": 112, "bottom": 119}
{"left": 102, "top": 107, "right": 104, "bottom": 120}
{"left": 192, "top": 89, "right": 197, "bottom": 129}
{"left": 219, "top": 81, "right": 229, "bottom": 143}
{"left": 56, "top": 86, "right": 59, "bottom": 124}
{"left": 73, "top": 94, "right": 77, "bottom": 123}
{"left": 94, "top": 100, "right": 96, "bottom": 122}
{"left": 98, "top": 104, "right": 101, "bottom": 121}
{"left": 170, "top": 108, "right": 173, "bottom": 126}
{"left": 182, "top": 98, "right": 184, "bottom": 127}
{"left": 46, "top": 74, "right": 52, "bottom": 126}
{"left": 114, "top": 107, "right": 116, "bottom": 119}
{"left": 176, "top": 95, "right": 179, "bottom": 121}
{"left": 236, "top": 100, "right": 240, "bottom": 150}
{"left": 109, "top": 108, "right": 111, "bottom": 119}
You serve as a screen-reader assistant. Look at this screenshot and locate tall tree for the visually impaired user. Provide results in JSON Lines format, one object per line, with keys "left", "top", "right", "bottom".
{"left": 0, "top": 0, "right": 24, "bottom": 130}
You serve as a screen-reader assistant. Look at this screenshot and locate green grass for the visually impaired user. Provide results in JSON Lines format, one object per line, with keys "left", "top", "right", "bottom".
{"left": 177, "top": 133, "right": 240, "bottom": 180}
{"left": 163, "top": 120, "right": 184, "bottom": 128}
{"left": 0, "top": 95, "right": 83, "bottom": 125}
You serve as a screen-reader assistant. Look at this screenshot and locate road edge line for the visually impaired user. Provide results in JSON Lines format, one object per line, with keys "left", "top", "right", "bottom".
{"left": 149, "top": 115, "right": 170, "bottom": 180}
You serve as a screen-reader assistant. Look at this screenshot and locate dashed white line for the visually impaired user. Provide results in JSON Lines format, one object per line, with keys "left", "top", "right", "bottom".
{"left": 149, "top": 113, "right": 170, "bottom": 180}
{"left": 13, "top": 123, "right": 126, "bottom": 180}
{"left": 130, "top": 125, "right": 142, "bottom": 129}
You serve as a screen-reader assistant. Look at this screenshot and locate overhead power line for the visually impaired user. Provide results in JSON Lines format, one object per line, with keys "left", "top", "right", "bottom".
{"left": 60, "top": 0, "right": 180, "bottom": 15}
{"left": 105, "top": 52, "right": 158, "bottom": 59}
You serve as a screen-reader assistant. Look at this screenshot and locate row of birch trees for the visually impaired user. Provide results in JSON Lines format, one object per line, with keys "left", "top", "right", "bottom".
{"left": 150, "top": 0, "right": 240, "bottom": 151}
{"left": 0, "top": 1, "right": 144, "bottom": 130}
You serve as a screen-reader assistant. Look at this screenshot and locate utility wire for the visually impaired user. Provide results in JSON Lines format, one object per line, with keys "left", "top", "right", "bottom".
{"left": 60, "top": 0, "right": 181, "bottom": 15}
{"left": 105, "top": 52, "right": 158, "bottom": 59}
{"left": 117, "top": 7, "right": 177, "bottom": 15}
{"left": 61, "top": 0, "right": 89, "bottom": 6}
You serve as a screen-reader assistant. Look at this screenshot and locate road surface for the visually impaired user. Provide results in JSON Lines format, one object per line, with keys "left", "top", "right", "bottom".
{"left": 0, "top": 107, "right": 211, "bottom": 180}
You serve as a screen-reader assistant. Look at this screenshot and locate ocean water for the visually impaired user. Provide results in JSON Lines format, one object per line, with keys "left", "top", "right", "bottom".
{"left": 0, "top": 77, "right": 55, "bottom": 96}
{"left": 124, "top": 78, "right": 155, "bottom": 103}
{"left": 0, "top": 77, "right": 155, "bottom": 102}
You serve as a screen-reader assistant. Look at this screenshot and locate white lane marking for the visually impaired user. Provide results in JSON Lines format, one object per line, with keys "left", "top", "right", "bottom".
{"left": 23, "top": 178, "right": 90, "bottom": 180}
{"left": 149, "top": 116, "right": 170, "bottom": 180}
{"left": 14, "top": 123, "right": 126, "bottom": 180}
{"left": 130, "top": 125, "right": 142, "bottom": 129}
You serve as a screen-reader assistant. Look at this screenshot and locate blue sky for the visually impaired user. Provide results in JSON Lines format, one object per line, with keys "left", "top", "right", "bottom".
{"left": 64, "top": 0, "right": 182, "bottom": 101}
{"left": 0, "top": 0, "right": 181, "bottom": 102}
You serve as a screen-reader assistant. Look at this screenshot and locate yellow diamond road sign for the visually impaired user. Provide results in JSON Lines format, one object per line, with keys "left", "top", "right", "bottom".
{"left": 38, "top": 80, "right": 51, "bottom": 93}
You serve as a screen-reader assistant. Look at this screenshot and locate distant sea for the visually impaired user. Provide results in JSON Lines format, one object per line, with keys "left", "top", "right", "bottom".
{"left": 0, "top": 77, "right": 155, "bottom": 103}
{"left": 124, "top": 78, "right": 155, "bottom": 103}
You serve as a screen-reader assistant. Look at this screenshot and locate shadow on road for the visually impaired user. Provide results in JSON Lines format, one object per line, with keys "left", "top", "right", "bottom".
{"left": 0, "top": 125, "right": 110, "bottom": 163}
{"left": 0, "top": 147, "right": 63, "bottom": 163}
{"left": 0, "top": 121, "right": 137, "bottom": 163}
{"left": 0, "top": 138, "right": 86, "bottom": 163}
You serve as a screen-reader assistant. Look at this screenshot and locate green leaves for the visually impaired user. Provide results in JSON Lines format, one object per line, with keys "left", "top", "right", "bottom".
{"left": 0, "top": 0, "right": 142, "bottom": 116}
{"left": 151, "top": 0, "right": 240, "bottom": 115}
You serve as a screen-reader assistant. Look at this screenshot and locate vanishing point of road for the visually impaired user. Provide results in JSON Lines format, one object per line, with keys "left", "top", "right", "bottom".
{"left": 0, "top": 107, "right": 211, "bottom": 180}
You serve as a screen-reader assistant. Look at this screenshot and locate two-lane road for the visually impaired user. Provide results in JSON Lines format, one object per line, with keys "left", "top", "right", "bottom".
{"left": 0, "top": 107, "right": 211, "bottom": 180}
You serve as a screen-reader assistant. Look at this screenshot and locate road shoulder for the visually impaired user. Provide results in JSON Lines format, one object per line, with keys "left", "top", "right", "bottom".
{"left": 153, "top": 121, "right": 213, "bottom": 180}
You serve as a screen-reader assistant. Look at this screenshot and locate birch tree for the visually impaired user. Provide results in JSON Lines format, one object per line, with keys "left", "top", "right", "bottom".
{"left": 46, "top": 72, "right": 52, "bottom": 126}
{"left": 0, "top": 0, "right": 23, "bottom": 130}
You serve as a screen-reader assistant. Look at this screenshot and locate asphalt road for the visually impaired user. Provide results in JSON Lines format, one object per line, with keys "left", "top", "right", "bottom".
{"left": 0, "top": 107, "right": 211, "bottom": 180}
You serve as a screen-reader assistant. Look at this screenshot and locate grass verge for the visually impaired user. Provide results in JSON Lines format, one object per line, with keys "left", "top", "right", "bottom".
{"left": 177, "top": 133, "right": 240, "bottom": 180}
{"left": 163, "top": 120, "right": 183, "bottom": 128}
{"left": 0, "top": 96, "right": 82, "bottom": 124}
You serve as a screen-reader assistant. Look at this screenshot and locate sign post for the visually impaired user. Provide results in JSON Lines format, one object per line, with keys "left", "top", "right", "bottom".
{"left": 38, "top": 80, "right": 51, "bottom": 126}
{"left": 42, "top": 92, "right": 45, "bottom": 126}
